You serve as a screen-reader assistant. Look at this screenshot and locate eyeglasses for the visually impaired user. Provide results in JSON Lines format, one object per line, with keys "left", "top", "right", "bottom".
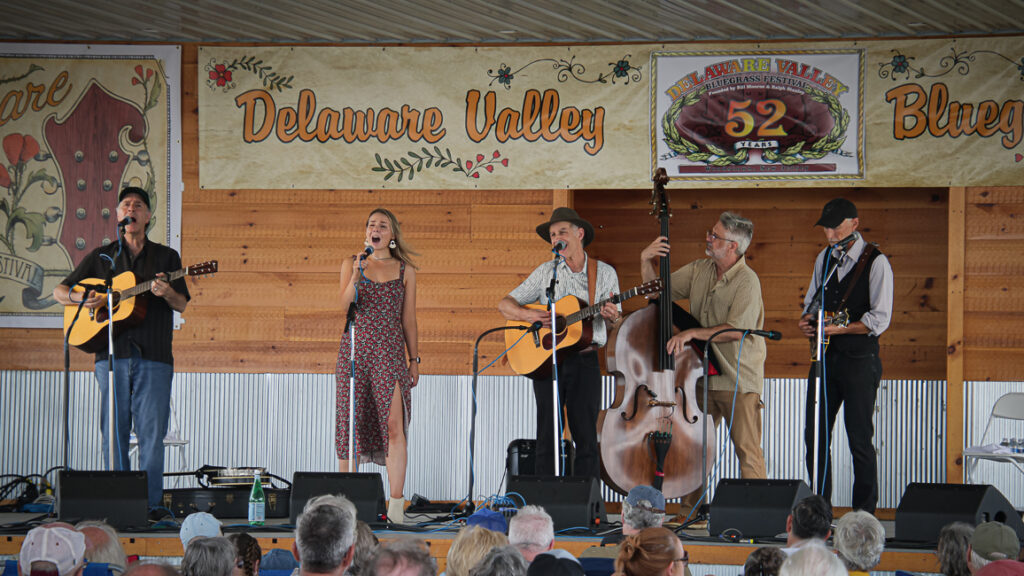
{"left": 706, "top": 230, "right": 737, "bottom": 244}
{"left": 673, "top": 551, "right": 689, "bottom": 565}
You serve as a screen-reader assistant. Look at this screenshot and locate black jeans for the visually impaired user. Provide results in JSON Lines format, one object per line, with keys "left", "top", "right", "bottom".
{"left": 532, "top": 351, "right": 601, "bottom": 479}
{"left": 804, "top": 349, "right": 882, "bottom": 513}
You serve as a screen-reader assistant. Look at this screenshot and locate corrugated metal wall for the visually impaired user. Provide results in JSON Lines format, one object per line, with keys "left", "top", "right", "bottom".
{"left": 2, "top": 371, "right": 1018, "bottom": 509}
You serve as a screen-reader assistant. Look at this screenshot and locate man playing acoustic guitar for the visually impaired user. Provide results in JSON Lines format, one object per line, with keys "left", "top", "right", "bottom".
{"left": 798, "top": 198, "right": 892, "bottom": 514}
{"left": 498, "top": 207, "right": 621, "bottom": 479}
{"left": 53, "top": 186, "right": 190, "bottom": 516}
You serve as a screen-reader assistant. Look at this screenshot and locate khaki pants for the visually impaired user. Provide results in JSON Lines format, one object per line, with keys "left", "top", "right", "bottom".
{"left": 679, "top": 390, "right": 767, "bottom": 518}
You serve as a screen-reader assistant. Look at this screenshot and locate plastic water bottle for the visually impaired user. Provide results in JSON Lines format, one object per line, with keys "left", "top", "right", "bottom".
{"left": 248, "top": 471, "right": 265, "bottom": 526}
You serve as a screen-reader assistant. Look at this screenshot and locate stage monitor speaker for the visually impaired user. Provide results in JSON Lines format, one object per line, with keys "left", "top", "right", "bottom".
{"left": 58, "top": 470, "right": 148, "bottom": 530}
{"left": 709, "top": 478, "right": 812, "bottom": 538}
{"left": 506, "top": 439, "right": 575, "bottom": 476}
{"left": 290, "top": 472, "right": 386, "bottom": 525}
{"left": 506, "top": 475, "right": 606, "bottom": 530}
{"left": 895, "top": 482, "right": 1024, "bottom": 543}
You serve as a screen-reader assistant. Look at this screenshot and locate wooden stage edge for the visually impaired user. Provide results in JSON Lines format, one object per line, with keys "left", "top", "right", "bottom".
{"left": 0, "top": 525, "right": 940, "bottom": 574}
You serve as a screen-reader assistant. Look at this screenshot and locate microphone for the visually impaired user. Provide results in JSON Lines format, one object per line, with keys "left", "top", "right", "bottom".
{"left": 552, "top": 240, "right": 567, "bottom": 253}
{"left": 117, "top": 216, "right": 135, "bottom": 227}
{"left": 830, "top": 233, "right": 856, "bottom": 258}
{"left": 359, "top": 245, "right": 374, "bottom": 260}
{"left": 748, "top": 329, "right": 783, "bottom": 341}
{"left": 528, "top": 321, "right": 544, "bottom": 333}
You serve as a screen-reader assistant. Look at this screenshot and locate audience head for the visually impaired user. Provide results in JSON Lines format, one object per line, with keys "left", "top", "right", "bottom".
{"left": 446, "top": 525, "right": 508, "bottom": 576}
{"left": 621, "top": 485, "right": 667, "bottom": 535}
{"left": 346, "top": 521, "right": 380, "bottom": 576}
{"left": 369, "top": 539, "right": 436, "bottom": 576}
{"left": 833, "top": 511, "right": 885, "bottom": 572}
{"left": 180, "top": 512, "right": 223, "bottom": 551}
{"left": 294, "top": 494, "right": 358, "bottom": 575}
{"left": 19, "top": 526, "right": 87, "bottom": 576}
{"left": 744, "top": 546, "right": 786, "bottom": 576}
{"left": 508, "top": 505, "right": 554, "bottom": 562}
{"left": 526, "top": 549, "right": 583, "bottom": 576}
{"left": 122, "top": 563, "right": 180, "bottom": 576}
{"left": 227, "top": 533, "right": 261, "bottom": 576}
{"left": 468, "top": 545, "right": 527, "bottom": 576}
{"left": 181, "top": 536, "right": 235, "bottom": 576}
{"left": 614, "top": 526, "right": 687, "bottom": 576}
{"left": 787, "top": 495, "right": 832, "bottom": 545}
{"left": 75, "top": 521, "right": 128, "bottom": 573}
{"left": 937, "top": 522, "right": 975, "bottom": 576}
{"left": 778, "top": 542, "right": 846, "bottom": 576}
{"left": 969, "top": 522, "right": 1021, "bottom": 574}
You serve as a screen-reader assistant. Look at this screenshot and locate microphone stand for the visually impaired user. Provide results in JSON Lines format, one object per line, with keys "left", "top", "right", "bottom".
{"left": 467, "top": 324, "right": 534, "bottom": 514}
{"left": 345, "top": 254, "right": 368, "bottom": 474}
{"left": 809, "top": 248, "right": 844, "bottom": 495}
{"left": 546, "top": 248, "right": 562, "bottom": 477}
{"left": 103, "top": 231, "right": 122, "bottom": 472}
{"left": 699, "top": 327, "right": 778, "bottom": 518}
{"left": 63, "top": 293, "right": 88, "bottom": 471}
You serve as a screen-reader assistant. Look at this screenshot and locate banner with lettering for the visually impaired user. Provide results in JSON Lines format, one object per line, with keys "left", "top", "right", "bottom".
{"left": 0, "top": 44, "right": 182, "bottom": 328}
{"left": 198, "top": 37, "right": 1024, "bottom": 189}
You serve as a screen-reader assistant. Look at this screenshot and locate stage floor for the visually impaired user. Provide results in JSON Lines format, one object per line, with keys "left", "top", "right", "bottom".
{"left": 0, "top": 513, "right": 940, "bottom": 574}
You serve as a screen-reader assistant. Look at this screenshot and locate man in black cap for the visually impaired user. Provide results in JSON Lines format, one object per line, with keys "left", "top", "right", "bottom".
{"left": 498, "top": 207, "right": 621, "bottom": 479}
{"left": 798, "top": 198, "right": 893, "bottom": 513}
{"left": 53, "top": 186, "right": 190, "bottom": 515}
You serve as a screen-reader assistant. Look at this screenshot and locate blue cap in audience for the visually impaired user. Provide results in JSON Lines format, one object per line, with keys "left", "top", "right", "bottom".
{"left": 467, "top": 507, "right": 508, "bottom": 534}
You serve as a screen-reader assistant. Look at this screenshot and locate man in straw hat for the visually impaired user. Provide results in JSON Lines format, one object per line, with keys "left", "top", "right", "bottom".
{"left": 499, "top": 207, "right": 621, "bottom": 479}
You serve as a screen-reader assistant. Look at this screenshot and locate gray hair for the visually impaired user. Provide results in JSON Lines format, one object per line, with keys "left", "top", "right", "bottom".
{"left": 937, "top": 522, "right": 973, "bottom": 576}
{"left": 621, "top": 500, "right": 665, "bottom": 531}
{"left": 778, "top": 541, "right": 846, "bottom": 576}
{"left": 720, "top": 211, "right": 754, "bottom": 256}
{"left": 369, "top": 539, "right": 436, "bottom": 576}
{"left": 76, "top": 521, "right": 128, "bottom": 572}
{"left": 181, "top": 537, "right": 235, "bottom": 576}
{"left": 122, "top": 563, "right": 180, "bottom": 576}
{"left": 468, "top": 545, "right": 527, "bottom": 576}
{"left": 344, "top": 521, "right": 380, "bottom": 576}
{"left": 969, "top": 550, "right": 994, "bottom": 572}
{"left": 833, "top": 511, "right": 884, "bottom": 571}
{"left": 508, "top": 506, "right": 554, "bottom": 553}
{"left": 296, "top": 494, "right": 358, "bottom": 573}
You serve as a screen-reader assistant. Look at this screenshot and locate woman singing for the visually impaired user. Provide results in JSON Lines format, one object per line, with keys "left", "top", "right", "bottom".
{"left": 336, "top": 208, "right": 419, "bottom": 524}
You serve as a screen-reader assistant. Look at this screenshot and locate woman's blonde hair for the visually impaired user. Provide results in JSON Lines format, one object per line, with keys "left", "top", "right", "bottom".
{"left": 614, "top": 526, "right": 680, "bottom": 576}
{"left": 368, "top": 208, "right": 419, "bottom": 269}
{"left": 446, "top": 525, "right": 508, "bottom": 576}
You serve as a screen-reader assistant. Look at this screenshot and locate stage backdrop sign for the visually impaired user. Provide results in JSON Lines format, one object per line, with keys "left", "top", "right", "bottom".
{"left": 0, "top": 44, "right": 182, "bottom": 328}
{"left": 199, "top": 38, "right": 1024, "bottom": 190}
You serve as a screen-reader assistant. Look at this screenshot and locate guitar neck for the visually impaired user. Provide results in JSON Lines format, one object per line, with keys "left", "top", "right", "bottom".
{"left": 567, "top": 286, "right": 638, "bottom": 324}
{"left": 121, "top": 268, "right": 187, "bottom": 299}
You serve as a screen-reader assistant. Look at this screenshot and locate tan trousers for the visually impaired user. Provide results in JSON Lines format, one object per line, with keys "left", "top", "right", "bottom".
{"left": 678, "top": 390, "right": 767, "bottom": 518}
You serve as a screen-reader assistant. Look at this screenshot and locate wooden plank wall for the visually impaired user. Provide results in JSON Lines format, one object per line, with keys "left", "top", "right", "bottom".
{"left": 576, "top": 187, "right": 948, "bottom": 380}
{"left": 962, "top": 186, "right": 1024, "bottom": 381}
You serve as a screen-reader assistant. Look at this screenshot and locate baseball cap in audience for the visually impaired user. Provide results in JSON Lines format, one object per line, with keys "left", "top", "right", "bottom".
{"left": 179, "top": 512, "right": 222, "bottom": 549}
{"left": 972, "top": 522, "right": 1021, "bottom": 562}
{"left": 526, "top": 549, "right": 584, "bottom": 576}
{"left": 20, "top": 526, "right": 87, "bottom": 576}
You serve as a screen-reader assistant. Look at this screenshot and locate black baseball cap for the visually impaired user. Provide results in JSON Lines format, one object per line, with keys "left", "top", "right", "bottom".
{"left": 815, "top": 198, "right": 857, "bottom": 228}
{"left": 118, "top": 186, "right": 151, "bottom": 210}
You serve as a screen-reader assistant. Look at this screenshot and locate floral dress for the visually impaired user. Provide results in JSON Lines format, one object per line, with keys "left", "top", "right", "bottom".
{"left": 335, "top": 261, "right": 412, "bottom": 464}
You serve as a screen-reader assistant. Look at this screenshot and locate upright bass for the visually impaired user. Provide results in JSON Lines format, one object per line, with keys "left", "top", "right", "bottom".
{"left": 598, "top": 169, "right": 716, "bottom": 499}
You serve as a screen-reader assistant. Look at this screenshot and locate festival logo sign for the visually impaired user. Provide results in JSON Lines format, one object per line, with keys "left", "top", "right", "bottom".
{"left": 0, "top": 44, "right": 181, "bottom": 328}
{"left": 653, "top": 50, "right": 863, "bottom": 180}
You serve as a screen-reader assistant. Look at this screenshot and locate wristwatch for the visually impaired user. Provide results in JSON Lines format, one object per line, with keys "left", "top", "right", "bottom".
{"left": 410, "top": 356, "right": 421, "bottom": 364}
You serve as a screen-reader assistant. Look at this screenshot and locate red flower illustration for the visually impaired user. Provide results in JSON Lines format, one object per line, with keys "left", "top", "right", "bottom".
{"left": 0, "top": 164, "right": 10, "bottom": 188}
{"left": 501, "top": 158, "right": 509, "bottom": 167}
{"left": 209, "top": 64, "right": 233, "bottom": 87}
{"left": 493, "top": 150, "right": 500, "bottom": 158}
{"left": 3, "top": 133, "right": 40, "bottom": 166}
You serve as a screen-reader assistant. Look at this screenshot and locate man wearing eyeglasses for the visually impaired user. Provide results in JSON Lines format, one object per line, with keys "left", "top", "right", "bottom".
{"left": 640, "top": 212, "right": 768, "bottom": 513}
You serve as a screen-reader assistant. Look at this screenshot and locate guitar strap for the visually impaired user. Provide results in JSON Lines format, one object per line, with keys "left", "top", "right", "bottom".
{"left": 587, "top": 253, "right": 597, "bottom": 307}
{"left": 835, "top": 243, "right": 877, "bottom": 312}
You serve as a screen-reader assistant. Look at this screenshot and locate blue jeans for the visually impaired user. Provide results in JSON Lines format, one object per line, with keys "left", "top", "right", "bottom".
{"left": 94, "top": 351, "right": 173, "bottom": 508}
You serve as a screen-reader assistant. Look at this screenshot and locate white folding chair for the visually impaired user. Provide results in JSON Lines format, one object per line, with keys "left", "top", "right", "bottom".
{"left": 964, "top": 392, "right": 1024, "bottom": 483}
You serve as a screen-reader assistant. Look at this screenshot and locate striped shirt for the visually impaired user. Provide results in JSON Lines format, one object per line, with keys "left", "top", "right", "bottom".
{"left": 508, "top": 253, "right": 620, "bottom": 347}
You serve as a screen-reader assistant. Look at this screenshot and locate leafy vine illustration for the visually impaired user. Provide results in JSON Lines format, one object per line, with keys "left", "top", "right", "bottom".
{"left": 372, "top": 147, "right": 508, "bottom": 182}
{"left": 878, "top": 47, "right": 1024, "bottom": 81}
{"left": 0, "top": 63, "right": 44, "bottom": 87}
{"left": 0, "top": 133, "right": 60, "bottom": 257}
{"left": 661, "top": 88, "right": 748, "bottom": 166}
{"left": 129, "top": 65, "right": 161, "bottom": 206}
{"left": 487, "top": 54, "right": 641, "bottom": 89}
{"left": 205, "top": 55, "right": 294, "bottom": 92}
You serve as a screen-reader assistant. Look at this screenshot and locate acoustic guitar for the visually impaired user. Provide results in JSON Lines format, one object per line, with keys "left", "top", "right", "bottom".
{"left": 504, "top": 279, "right": 661, "bottom": 379}
{"left": 63, "top": 261, "right": 217, "bottom": 353}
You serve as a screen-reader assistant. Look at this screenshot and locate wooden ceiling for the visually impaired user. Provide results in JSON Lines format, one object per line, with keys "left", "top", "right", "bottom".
{"left": 3, "top": 0, "right": 1024, "bottom": 44}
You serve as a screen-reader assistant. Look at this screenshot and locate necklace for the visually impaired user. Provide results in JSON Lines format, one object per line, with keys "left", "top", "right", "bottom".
{"left": 372, "top": 255, "right": 394, "bottom": 261}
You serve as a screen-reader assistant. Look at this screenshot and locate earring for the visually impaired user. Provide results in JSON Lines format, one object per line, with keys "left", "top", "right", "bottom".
{"left": 389, "top": 239, "right": 397, "bottom": 249}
